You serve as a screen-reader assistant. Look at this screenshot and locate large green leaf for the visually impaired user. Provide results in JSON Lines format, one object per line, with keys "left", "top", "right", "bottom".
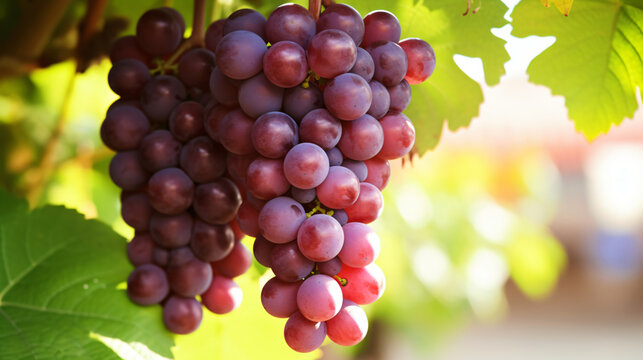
{"left": 512, "top": 0, "right": 643, "bottom": 139}
{"left": 0, "top": 190, "right": 173, "bottom": 359}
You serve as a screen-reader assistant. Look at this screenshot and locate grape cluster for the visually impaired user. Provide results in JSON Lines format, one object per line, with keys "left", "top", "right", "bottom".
{"left": 103, "top": 8, "right": 252, "bottom": 334}
{"left": 206, "top": 3, "right": 435, "bottom": 353}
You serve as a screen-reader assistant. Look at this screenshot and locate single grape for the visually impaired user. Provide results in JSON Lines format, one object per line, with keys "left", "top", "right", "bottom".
{"left": 266, "top": 3, "right": 316, "bottom": 48}
{"left": 388, "top": 79, "right": 411, "bottom": 111}
{"left": 326, "top": 147, "right": 344, "bottom": 166}
{"left": 166, "top": 246, "right": 195, "bottom": 267}
{"left": 297, "top": 214, "right": 344, "bottom": 262}
{"left": 139, "top": 130, "right": 182, "bottom": 173}
{"left": 337, "top": 114, "right": 384, "bottom": 160}
{"left": 101, "top": 105, "right": 150, "bottom": 151}
{"left": 149, "top": 211, "right": 193, "bottom": 248}
{"left": 367, "top": 80, "right": 390, "bottom": 119}
{"left": 212, "top": 241, "right": 252, "bottom": 278}
{"left": 204, "top": 19, "right": 226, "bottom": 52}
{"left": 253, "top": 235, "right": 275, "bottom": 267}
{"left": 362, "top": 10, "right": 401, "bottom": 47}
{"left": 342, "top": 160, "right": 368, "bottom": 182}
{"left": 251, "top": 111, "right": 298, "bottom": 158}
{"left": 364, "top": 157, "right": 390, "bottom": 190}
{"left": 223, "top": 8, "right": 267, "bottom": 40}
{"left": 163, "top": 296, "right": 203, "bottom": 334}
{"left": 326, "top": 299, "right": 368, "bottom": 346}
{"left": 178, "top": 48, "right": 216, "bottom": 91}
{"left": 316, "top": 166, "right": 360, "bottom": 209}
{"left": 263, "top": 41, "right": 308, "bottom": 88}
{"left": 109, "top": 151, "right": 149, "bottom": 191}
{"left": 216, "top": 30, "right": 266, "bottom": 80}
{"left": 238, "top": 73, "right": 284, "bottom": 119}
{"left": 271, "top": 241, "right": 315, "bottom": 282}
{"left": 108, "top": 59, "right": 150, "bottom": 99}
{"left": 258, "top": 197, "right": 307, "bottom": 243}
{"left": 345, "top": 182, "right": 383, "bottom": 223}
{"left": 307, "top": 29, "right": 357, "bottom": 79}
{"left": 169, "top": 101, "right": 205, "bottom": 142}
{"left": 377, "top": 112, "right": 415, "bottom": 159}
{"left": 153, "top": 246, "right": 169, "bottom": 267}
{"left": 297, "top": 274, "right": 343, "bottom": 322}
{"left": 399, "top": 38, "right": 436, "bottom": 84}
{"left": 318, "top": 256, "right": 343, "bottom": 276}
{"left": 226, "top": 152, "right": 258, "bottom": 181}
{"left": 338, "top": 222, "right": 380, "bottom": 268}
{"left": 283, "top": 143, "right": 329, "bottom": 189}
{"left": 283, "top": 85, "right": 323, "bottom": 122}
{"left": 136, "top": 8, "right": 182, "bottom": 56}
{"left": 193, "top": 178, "right": 242, "bottom": 225}
{"left": 147, "top": 168, "right": 194, "bottom": 215}
{"left": 299, "top": 109, "right": 341, "bottom": 150}
{"left": 109, "top": 35, "right": 151, "bottom": 66}
{"left": 209, "top": 67, "right": 240, "bottom": 107}
{"left": 331, "top": 209, "right": 348, "bottom": 226}
{"left": 261, "top": 277, "right": 301, "bottom": 318}
{"left": 127, "top": 264, "right": 169, "bottom": 305}
{"left": 202, "top": 276, "right": 243, "bottom": 314}
{"left": 246, "top": 157, "right": 290, "bottom": 200}
{"left": 317, "top": 3, "right": 364, "bottom": 45}
{"left": 159, "top": 7, "right": 185, "bottom": 34}
{"left": 141, "top": 75, "right": 187, "bottom": 125}
{"left": 336, "top": 263, "right": 385, "bottom": 305}
{"left": 291, "top": 187, "right": 316, "bottom": 204}
{"left": 106, "top": 98, "right": 143, "bottom": 113}
{"left": 167, "top": 255, "right": 213, "bottom": 297}
{"left": 180, "top": 136, "right": 226, "bottom": 183}
{"left": 127, "top": 233, "right": 155, "bottom": 266}
{"left": 367, "top": 41, "right": 408, "bottom": 86}
{"left": 190, "top": 219, "right": 234, "bottom": 262}
{"left": 218, "top": 108, "right": 255, "bottom": 155}
{"left": 349, "top": 47, "right": 375, "bottom": 82}
{"left": 324, "top": 73, "right": 372, "bottom": 121}
{"left": 284, "top": 311, "right": 327, "bottom": 353}
{"left": 121, "top": 192, "right": 153, "bottom": 231}
{"left": 204, "top": 104, "right": 232, "bottom": 142}
{"left": 235, "top": 203, "right": 259, "bottom": 237}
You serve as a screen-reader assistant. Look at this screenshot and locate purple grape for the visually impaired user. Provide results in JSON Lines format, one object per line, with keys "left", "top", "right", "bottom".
{"left": 318, "top": 256, "right": 343, "bottom": 276}
{"left": 141, "top": 75, "right": 187, "bottom": 125}
{"left": 190, "top": 219, "right": 234, "bottom": 262}
{"left": 297, "top": 274, "right": 343, "bottom": 322}
{"left": 169, "top": 101, "right": 205, "bottom": 142}
{"left": 367, "top": 41, "right": 408, "bottom": 86}
{"left": 291, "top": 187, "right": 316, "bottom": 204}
{"left": 266, "top": 3, "right": 316, "bottom": 48}
{"left": 326, "top": 147, "right": 343, "bottom": 166}
{"left": 377, "top": 111, "right": 415, "bottom": 160}
{"left": 226, "top": 152, "right": 258, "bottom": 181}
{"left": 364, "top": 157, "right": 390, "bottom": 190}
{"left": 337, "top": 114, "right": 384, "bottom": 160}
{"left": 204, "top": 19, "right": 226, "bottom": 52}
{"left": 253, "top": 235, "right": 275, "bottom": 267}
{"left": 109, "top": 151, "right": 149, "bottom": 191}
{"left": 127, "top": 233, "right": 155, "bottom": 266}
{"left": 362, "top": 10, "right": 401, "bottom": 47}
{"left": 316, "top": 166, "right": 360, "bottom": 209}
{"left": 149, "top": 211, "right": 193, "bottom": 248}
{"left": 223, "top": 8, "right": 267, "bottom": 40}
{"left": 345, "top": 182, "right": 383, "bottom": 224}
{"left": 121, "top": 192, "right": 153, "bottom": 231}
{"left": 283, "top": 85, "right": 323, "bottom": 122}
{"left": 326, "top": 299, "right": 369, "bottom": 346}
{"left": 153, "top": 246, "right": 169, "bottom": 267}
{"left": 342, "top": 160, "right": 368, "bottom": 182}
{"left": 399, "top": 38, "right": 436, "bottom": 84}
{"left": 246, "top": 157, "right": 290, "bottom": 200}
{"left": 162, "top": 296, "right": 202, "bottom": 334}
{"left": 317, "top": 3, "right": 364, "bottom": 45}
{"left": 193, "top": 178, "right": 242, "bottom": 225}
{"left": 284, "top": 311, "right": 326, "bottom": 353}
{"left": 349, "top": 47, "right": 375, "bottom": 82}
{"left": 258, "top": 197, "right": 306, "bottom": 244}
{"left": 202, "top": 276, "right": 243, "bottom": 314}
{"left": 251, "top": 112, "right": 298, "bottom": 159}
{"left": 204, "top": 104, "right": 232, "bottom": 142}
{"left": 297, "top": 214, "right": 344, "bottom": 262}
{"left": 367, "top": 80, "right": 390, "bottom": 119}
{"left": 323, "top": 73, "right": 372, "bottom": 121}
{"left": 127, "top": 264, "right": 169, "bottom": 305}
{"left": 101, "top": 106, "right": 150, "bottom": 151}
{"left": 298, "top": 108, "right": 342, "bottom": 150}
{"left": 218, "top": 108, "right": 254, "bottom": 155}
{"left": 388, "top": 79, "right": 411, "bottom": 112}
{"left": 147, "top": 168, "right": 194, "bottom": 215}
{"left": 216, "top": 30, "right": 266, "bottom": 80}
{"left": 263, "top": 41, "right": 308, "bottom": 88}
{"left": 283, "top": 143, "right": 329, "bottom": 189}
{"left": 108, "top": 59, "right": 150, "bottom": 99}
{"left": 209, "top": 67, "right": 240, "bottom": 107}
{"left": 178, "top": 48, "right": 216, "bottom": 91}
{"left": 238, "top": 72, "right": 284, "bottom": 118}
{"left": 110, "top": 35, "right": 151, "bottom": 66}
{"left": 179, "top": 136, "right": 226, "bottom": 183}
{"left": 166, "top": 255, "right": 213, "bottom": 297}
{"left": 271, "top": 241, "right": 315, "bottom": 282}
{"left": 261, "top": 277, "right": 301, "bottom": 318}
{"left": 307, "top": 29, "right": 357, "bottom": 79}
{"left": 213, "top": 241, "right": 252, "bottom": 278}
{"left": 139, "top": 130, "right": 181, "bottom": 173}
{"left": 236, "top": 202, "right": 260, "bottom": 237}
{"left": 136, "top": 8, "right": 182, "bottom": 56}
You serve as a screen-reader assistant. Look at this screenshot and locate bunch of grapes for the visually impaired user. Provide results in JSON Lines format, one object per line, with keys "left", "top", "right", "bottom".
{"left": 103, "top": 7, "right": 252, "bottom": 334}
{"left": 207, "top": 3, "right": 435, "bottom": 353}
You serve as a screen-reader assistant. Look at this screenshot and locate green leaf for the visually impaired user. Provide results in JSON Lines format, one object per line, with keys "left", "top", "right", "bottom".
{"left": 345, "top": 0, "right": 510, "bottom": 154}
{"left": 540, "top": 0, "right": 575, "bottom": 16}
{"left": 0, "top": 190, "right": 173, "bottom": 359}
{"left": 512, "top": 0, "right": 643, "bottom": 139}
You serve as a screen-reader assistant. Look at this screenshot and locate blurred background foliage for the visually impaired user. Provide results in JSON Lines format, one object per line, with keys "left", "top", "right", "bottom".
{"left": 1, "top": 0, "right": 642, "bottom": 359}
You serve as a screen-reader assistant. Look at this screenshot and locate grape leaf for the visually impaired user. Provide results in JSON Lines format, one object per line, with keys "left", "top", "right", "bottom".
{"left": 512, "top": 0, "right": 643, "bottom": 139}
{"left": 540, "top": 0, "right": 575, "bottom": 16}
{"left": 0, "top": 190, "right": 173, "bottom": 360}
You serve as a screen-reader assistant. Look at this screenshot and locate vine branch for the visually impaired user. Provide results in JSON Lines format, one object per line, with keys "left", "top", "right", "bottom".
{"left": 308, "top": 0, "right": 321, "bottom": 21}
{"left": 164, "top": 0, "right": 206, "bottom": 69}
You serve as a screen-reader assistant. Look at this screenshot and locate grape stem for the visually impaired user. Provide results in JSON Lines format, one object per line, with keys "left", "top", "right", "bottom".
{"left": 163, "top": 0, "right": 206, "bottom": 69}
{"left": 308, "top": 0, "right": 322, "bottom": 21}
